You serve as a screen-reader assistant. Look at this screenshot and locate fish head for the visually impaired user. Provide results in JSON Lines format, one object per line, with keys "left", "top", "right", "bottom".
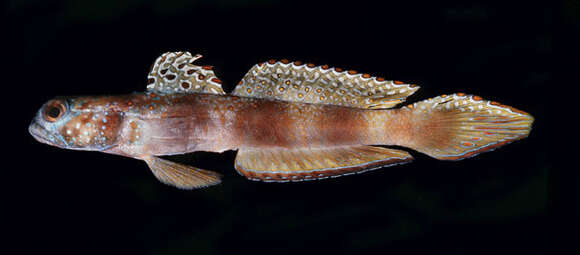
{"left": 29, "top": 97, "right": 123, "bottom": 151}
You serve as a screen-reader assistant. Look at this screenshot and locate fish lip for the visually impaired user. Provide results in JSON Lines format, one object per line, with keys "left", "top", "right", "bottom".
{"left": 29, "top": 121, "right": 52, "bottom": 145}
{"left": 28, "top": 121, "right": 66, "bottom": 147}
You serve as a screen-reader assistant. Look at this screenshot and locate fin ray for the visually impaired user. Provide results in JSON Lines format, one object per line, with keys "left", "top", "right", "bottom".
{"left": 232, "top": 60, "right": 419, "bottom": 109}
{"left": 404, "top": 93, "right": 534, "bottom": 160}
{"left": 235, "top": 146, "right": 413, "bottom": 182}
{"left": 147, "top": 52, "right": 225, "bottom": 95}
{"left": 143, "top": 156, "right": 222, "bottom": 189}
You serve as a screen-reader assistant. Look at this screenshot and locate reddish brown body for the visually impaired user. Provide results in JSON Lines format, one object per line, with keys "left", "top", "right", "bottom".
{"left": 67, "top": 93, "right": 413, "bottom": 158}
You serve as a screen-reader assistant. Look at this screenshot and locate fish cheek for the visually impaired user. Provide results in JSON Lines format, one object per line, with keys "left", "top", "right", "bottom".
{"left": 98, "top": 113, "right": 123, "bottom": 148}
{"left": 59, "top": 112, "right": 123, "bottom": 149}
{"left": 59, "top": 113, "right": 88, "bottom": 146}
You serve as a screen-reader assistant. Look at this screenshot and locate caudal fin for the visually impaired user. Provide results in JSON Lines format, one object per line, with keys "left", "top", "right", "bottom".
{"left": 404, "top": 93, "right": 533, "bottom": 160}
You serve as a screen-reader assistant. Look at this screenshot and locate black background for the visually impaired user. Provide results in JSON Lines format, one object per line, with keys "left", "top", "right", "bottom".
{"left": 5, "top": 0, "right": 565, "bottom": 254}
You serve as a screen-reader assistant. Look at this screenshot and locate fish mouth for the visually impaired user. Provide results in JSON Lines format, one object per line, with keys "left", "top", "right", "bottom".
{"left": 29, "top": 121, "right": 65, "bottom": 147}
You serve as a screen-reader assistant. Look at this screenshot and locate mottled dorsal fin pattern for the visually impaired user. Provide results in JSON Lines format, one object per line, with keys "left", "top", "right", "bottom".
{"left": 232, "top": 59, "right": 420, "bottom": 109}
{"left": 147, "top": 51, "right": 225, "bottom": 95}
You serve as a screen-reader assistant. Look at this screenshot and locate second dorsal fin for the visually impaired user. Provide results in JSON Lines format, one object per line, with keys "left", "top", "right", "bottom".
{"left": 232, "top": 60, "right": 420, "bottom": 109}
{"left": 146, "top": 51, "right": 226, "bottom": 95}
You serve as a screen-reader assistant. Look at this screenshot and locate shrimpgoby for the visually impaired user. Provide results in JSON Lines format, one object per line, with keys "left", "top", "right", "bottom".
{"left": 29, "top": 52, "right": 534, "bottom": 189}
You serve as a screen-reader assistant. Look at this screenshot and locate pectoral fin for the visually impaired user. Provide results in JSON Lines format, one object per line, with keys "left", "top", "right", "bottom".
{"left": 143, "top": 156, "right": 222, "bottom": 189}
{"left": 235, "top": 146, "right": 413, "bottom": 182}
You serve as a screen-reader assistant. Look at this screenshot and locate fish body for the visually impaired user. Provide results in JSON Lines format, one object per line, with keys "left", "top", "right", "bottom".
{"left": 30, "top": 93, "right": 412, "bottom": 155}
{"left": 29, "top": 52, "right": 534, "bottom": 189}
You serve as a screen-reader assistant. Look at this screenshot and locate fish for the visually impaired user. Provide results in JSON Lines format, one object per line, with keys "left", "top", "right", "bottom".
{"left": 29, "top": 51, "right": 534, "bottom": 189}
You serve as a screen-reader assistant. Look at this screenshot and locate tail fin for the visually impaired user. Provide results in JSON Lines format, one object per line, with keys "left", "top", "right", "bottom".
{"left": 404, "top": 93, "right": 533, "bottom": 160}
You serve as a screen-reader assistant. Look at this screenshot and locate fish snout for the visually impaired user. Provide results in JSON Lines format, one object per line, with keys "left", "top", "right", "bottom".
{"left": 28, "top": 120, "right": 66, "bottom": 147}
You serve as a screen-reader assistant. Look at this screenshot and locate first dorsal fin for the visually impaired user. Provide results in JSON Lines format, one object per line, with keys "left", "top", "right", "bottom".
{"left": 232, "top": 60, "right": 420, "bottom": 109}
{"left": 235, "top": 146, "right": 413, "bottom": 182}
{"left": 147, "top": 51, "right": 226, "bottom": 95}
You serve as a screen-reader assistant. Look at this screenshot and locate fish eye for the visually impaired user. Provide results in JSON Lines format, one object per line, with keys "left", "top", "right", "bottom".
{"left": 43, "top": 100, "right": 66, "bottom": 122}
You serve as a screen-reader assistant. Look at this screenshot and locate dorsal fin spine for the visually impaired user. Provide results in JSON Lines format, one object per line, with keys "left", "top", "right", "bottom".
{"left": 147, "top": 51, "right": 225, "bottom": 95}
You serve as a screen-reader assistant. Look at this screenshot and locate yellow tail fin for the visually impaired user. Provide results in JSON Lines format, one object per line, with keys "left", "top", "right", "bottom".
{"left": 405, "top": 93, "right": 533, "bottom": 160}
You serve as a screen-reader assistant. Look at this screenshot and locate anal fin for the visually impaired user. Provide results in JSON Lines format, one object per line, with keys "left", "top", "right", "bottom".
{"left": 143, "top": 156, "right": 222, "bottom": 189}
{"left": 235, "top": 146, "right": 413, "bottom": 182}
